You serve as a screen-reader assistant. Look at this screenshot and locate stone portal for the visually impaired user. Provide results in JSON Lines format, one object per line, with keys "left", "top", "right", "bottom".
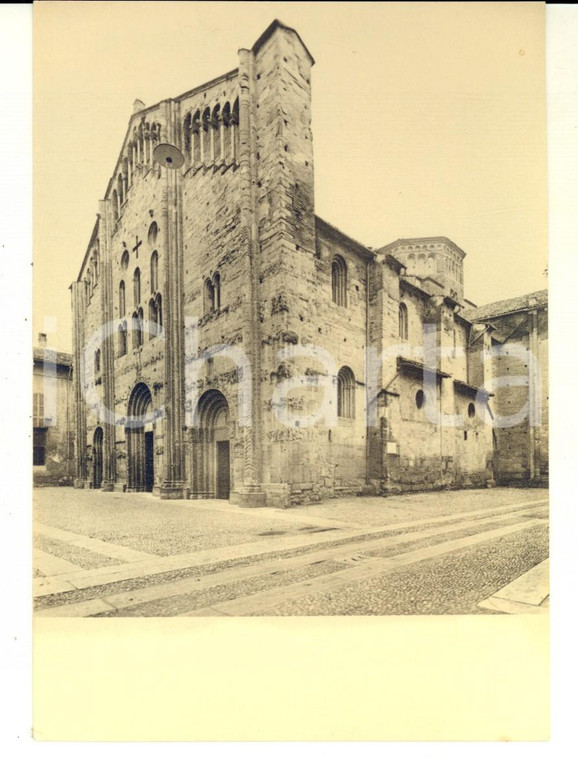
{"left": 126, "top": 382, "right": 154, "bottom": 492}
{"left": 192, "top": 390, "right": 231, "bottom": 499}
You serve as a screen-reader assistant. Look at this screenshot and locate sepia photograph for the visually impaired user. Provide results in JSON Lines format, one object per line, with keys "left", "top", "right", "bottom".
{"left": 34, "top": 1, "right": 548, "bottom": 620}
{"left": 29, "top": 0, "right": 555, "bottom": 742}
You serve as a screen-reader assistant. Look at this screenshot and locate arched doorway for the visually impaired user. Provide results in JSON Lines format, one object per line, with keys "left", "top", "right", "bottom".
{"left": 126, "top": 382, "right": 155, "bottom": 492}
{"left": 193, "top": 390, "right": 231, "bottom": 499}
{"left": 93, "top": 427, "right": 103, "bottom": 489}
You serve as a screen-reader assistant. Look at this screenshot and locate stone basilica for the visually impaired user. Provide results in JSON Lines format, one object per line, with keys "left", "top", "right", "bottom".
{"left": 71, "top": 20, "right": 548, "bottom": 507}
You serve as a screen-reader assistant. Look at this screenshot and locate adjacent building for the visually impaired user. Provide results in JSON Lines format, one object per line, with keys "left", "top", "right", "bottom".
{"left": 33, "top": 335, "right": 74, "bottom": 486}
{"left": 463, "top": 290, "right": 548, "bottom": 486}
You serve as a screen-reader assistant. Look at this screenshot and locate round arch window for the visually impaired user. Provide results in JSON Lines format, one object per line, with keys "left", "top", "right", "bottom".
{"left": 121, "top": 250, "right": 129, "bottom": 270}
{"left": 467, "top": 402, "right": 476, "bottom": 419}
{"left": 416, "top": 390, "right": 426, "bottom": 409}
{"left": 148, "top": 221, "right": 158, "bottom": 246}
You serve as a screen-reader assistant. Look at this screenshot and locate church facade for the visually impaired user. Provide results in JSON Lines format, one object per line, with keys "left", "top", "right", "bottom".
{"left": 71, "top": 20, "right": 544, "bottom": 507}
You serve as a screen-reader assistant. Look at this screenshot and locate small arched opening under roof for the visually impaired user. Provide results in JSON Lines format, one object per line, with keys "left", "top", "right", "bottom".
{"left": 212, "top": 104, "right": 221, "bottom": 162}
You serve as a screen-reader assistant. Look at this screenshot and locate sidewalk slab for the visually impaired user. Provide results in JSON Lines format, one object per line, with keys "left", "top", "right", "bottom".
{"left": 33, "top": 549, "right": 81, "bottom": 577}
{"left": 478, "top": 559, "right": 549, "bottom": 614}
{"left": 34, "top": 522, "right": 154, "bottom": 562}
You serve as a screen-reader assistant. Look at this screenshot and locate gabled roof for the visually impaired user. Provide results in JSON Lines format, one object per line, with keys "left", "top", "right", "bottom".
{"left": 462, "top": 289, "right": 548, "bottom": 322}
{"left": 252, "top": 19, "right": 315, "bottom": 65}
{"left": 76, "top": 217, "right": 100, "bottom": 283}
{"left": 33, "top": 347, "right": 73, "bottom": 369}
{"left": 316, "top": 216, "right": 404, "bottom": 270}
{"left": 397, "top": 357, "right": 451, "bottom": 380}
{"left": 316, "top": 216, "right": 374, "bottom": 261}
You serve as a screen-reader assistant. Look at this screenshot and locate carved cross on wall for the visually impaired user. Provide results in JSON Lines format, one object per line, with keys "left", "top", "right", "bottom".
{"left": 133, "top": 235, "right": 143, "bottom": 258}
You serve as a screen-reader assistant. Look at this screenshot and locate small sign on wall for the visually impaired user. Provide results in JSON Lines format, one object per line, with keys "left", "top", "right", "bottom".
{"left": 387, "top": 441, "right": 399, "bottom": 455}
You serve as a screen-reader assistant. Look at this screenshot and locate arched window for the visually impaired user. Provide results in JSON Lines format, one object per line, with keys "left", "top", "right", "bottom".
{"left": 331, "top": 255, "right": 347, "bottom": 306}
{"left": 337, "top": 367, "right": 355, "bottom": 419}
{"left": 144, "top": 122, "right": 151, "bottom": 163}
{"left": 222, "top": 102, "right": 231, "bottom": 160}
{"left": 155, "top": 293, "right": 162, "bottom": 329}
{"left": 202, "top": 107, "right": 211, "bottom": 162}
{"left": 122, "top": 157, "right": 129, "bottom": 192}
{"left": 112, "top": 190, "right": 119, "bottom": 221}
{"left": 148, "top": 295, "right": 162, "bottom": 336}
{"left": 119, "top": 280, "right": 126, "bottom": 316}
{"left": 117, "top": 174, "right": 124, "bottom": 207}
{"left": 93, "top": 251, "right": 99, "bottom": 281}
{"left": 118, "top": 322, "right": 127, "bottom": 357}
{"left": 205, "top": 278, "right": 215, "bottom": 313}
{"left": 138, "top": 307, "right": 144, "bottom": 345}
{"left": 94, "top": 349, "right": 101, "bottom": 374}
{"left": 148, "top": 221, "right": 158, "bottom": 246}
{"left": 418, "top": 253, "right": 425, "bottom": 273}
{"left": 232, "top": 98, "right": 240, "bottom": 158}
{"left": 192, "top": 110, "right": 201, "bottom": 165}
{"left": 399, "top": 302, "right": 409, "bottom": 341}
{"left": 132, "top": 308, "right": 144, "bottom": 348}
{"left": 138, "top": 123, "right": 144, "bottom": 164}
{"left": 183, "top": 113, "right": 192, "bottom": 159}
{"left": 133, "top": 268, "right": 141, "bottom": 307}
{"left": 121, "top": 249, "right": 129, "bottom": 270}
{"left": 213, "top": 272, "right": 221, "bottom": 309}
{"left": 149, "top": 298, "right": 158, "bottom": 335}
{"left": 150, "top": 251, "right": 158, "bottom": 293}
{"left": 212, "top": 104, "right": 221, "bottom": 162}
{"left": 132, "top": 312, "right": 140, "bottom": 349}
{"left": 128, "top": 142, "right": 134, "bottom": 182}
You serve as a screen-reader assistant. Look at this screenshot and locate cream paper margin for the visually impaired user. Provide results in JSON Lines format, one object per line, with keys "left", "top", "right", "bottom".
{"left": 33, "top": 616, "right": 549, "bottom": 741}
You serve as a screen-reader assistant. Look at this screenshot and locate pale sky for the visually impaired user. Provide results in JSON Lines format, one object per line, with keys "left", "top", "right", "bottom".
{"left": 34, "top": 1, "right": 547, "bottom": 352}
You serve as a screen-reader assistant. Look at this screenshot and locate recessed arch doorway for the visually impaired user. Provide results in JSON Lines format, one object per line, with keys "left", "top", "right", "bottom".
{"left": 192, "top": 390, "right": 231, "bottom": 499}
{"left": 126, "top": 382, "right": 155, "bottom": 492}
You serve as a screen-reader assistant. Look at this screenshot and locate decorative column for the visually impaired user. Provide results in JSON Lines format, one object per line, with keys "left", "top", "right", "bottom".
{"left": 228, "top": 48, "right": 266, "bottom": 507}
{"left": 71, "top": 280, "right": 87, "bottom": 487}
{"left": 159, "top": 99, "right": 187, "bottom": 499}
{"left": 98, "top": 199, "right": 117, "bottom": 491}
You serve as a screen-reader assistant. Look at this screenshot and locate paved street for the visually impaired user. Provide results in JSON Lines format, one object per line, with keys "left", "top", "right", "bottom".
{"left": 33, "top": 487, "right": 549, "bottom": 617}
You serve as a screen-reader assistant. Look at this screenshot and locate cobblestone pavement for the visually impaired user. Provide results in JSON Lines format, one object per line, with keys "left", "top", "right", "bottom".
{"left": 33, "top": 486, "right": 548, "bottom": 616}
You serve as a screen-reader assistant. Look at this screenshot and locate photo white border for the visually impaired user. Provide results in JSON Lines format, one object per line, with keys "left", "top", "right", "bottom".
{"left": 2, "top": 1, "right": 576, "bottom": 754}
